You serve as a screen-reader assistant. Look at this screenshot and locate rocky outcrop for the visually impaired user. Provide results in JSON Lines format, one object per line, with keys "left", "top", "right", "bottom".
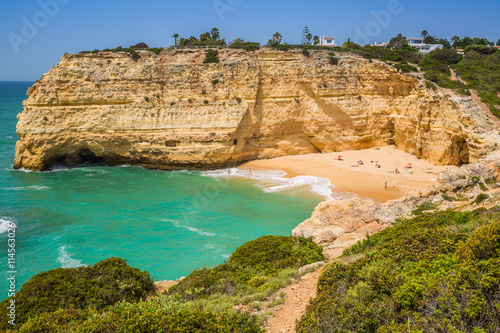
{"left": 292, "top": 153, "right": 500, "bottom": 252}
{"left": 14, "top": 48, "right": 500, "bottom": 171}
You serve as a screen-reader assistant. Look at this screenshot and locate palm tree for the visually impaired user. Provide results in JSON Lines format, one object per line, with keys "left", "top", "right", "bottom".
{"left": 313, "top": 35, "right": 320, "bottom": 45}
{"left": 421, "top": 30, "right": 428, "bottom": 41}
{"left": 211, "top": 27, "right": 220, "bottom": 41}
{"left": 451, "top": 36, "right": 461, "bottom": 49}
{"left": 230, "top": 38, "right": 245, "bottom": 45}
{"left": 172, "top": 33, "right": 179, "bottom": 46}
{"left": 273, "top": 32, "right": 283, "bottom": 45}
{"left": 306, "top": 33, "right": 312, "bottom": 45}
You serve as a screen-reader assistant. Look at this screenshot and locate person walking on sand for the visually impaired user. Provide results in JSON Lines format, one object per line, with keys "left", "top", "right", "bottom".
{"left": 384, "top": 181, "right": 388, "bottom": 188}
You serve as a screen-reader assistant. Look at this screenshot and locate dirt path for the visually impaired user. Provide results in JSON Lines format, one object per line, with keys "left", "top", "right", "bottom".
{"left": 265, "top": 269, "right": 320, "bottom": 333}
{"left": 266, "top": 248, "right": 344, "bottom": 333}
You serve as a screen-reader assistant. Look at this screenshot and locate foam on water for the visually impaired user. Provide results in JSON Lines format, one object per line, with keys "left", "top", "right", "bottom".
{"left": 0, "top": 218, "right": 16, "bottom": 234}
{"left": 57, "top": 245, "right": 86, "bottom": 268}
{"left": 204, "top": 168, "right": 334, "bottom": 199}
{"left": 163, "top": 219, "right": 217, "bottom": 237}
{"left": 4, "top": 185, "right": 50, "bottom": 191}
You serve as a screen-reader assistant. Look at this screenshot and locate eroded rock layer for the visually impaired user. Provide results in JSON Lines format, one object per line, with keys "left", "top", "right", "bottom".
{"left": 14, "top": 48, "right": 499, "bottom": 171}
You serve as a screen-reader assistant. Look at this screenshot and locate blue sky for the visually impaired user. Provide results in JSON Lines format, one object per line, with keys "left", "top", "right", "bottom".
{"left": 0, "top": 0, "right": 498, "bottom": 81}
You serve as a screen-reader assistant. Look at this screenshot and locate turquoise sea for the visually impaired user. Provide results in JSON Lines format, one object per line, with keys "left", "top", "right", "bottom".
{"left": 0, "top": 81, "right": 326, "bottom": 293}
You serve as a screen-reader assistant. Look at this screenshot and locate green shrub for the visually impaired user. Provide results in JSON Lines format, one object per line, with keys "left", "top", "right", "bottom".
{"left": 170, "top": 101, "right": 176, "bottom": 106}
{"left": 298, "top": 209, "right": 500, "bottom": 333}
{"left": 235, "top": 97, "right": 242, "bottom": 104}
{"left": 77, "top": 296, "right": 264, "bottom": 333}
{"left": 169, "top": 236, "right": 324, "bottom": 302}
{"left": 464, "top": 45, "right": 498, "bottom": 55}
{"left": 328, "top": 55, "right": 339, "bottom": 65}
{"left": 144, "top": 96, "right": 150, "bottom": 102}
{"left": 204, "top": 100, "right": 209, "bottom": 104}
{"left": 147, "top": 48, "right": 162, "bottom": 55}
{"left": 18, "top": 309, "right": 89, "bottom": 333}
{"left": 474, "top": 193, "right": 489, "bottom": 204}
{"left": 19, "top": 297, "right": 264, "bottom": 333}
{"left": 301, "top": 48, "right": 310, "bottom": 57}
{"left": 229, "top": 236, "right": 324, "bottom": 275}
{"left": 0, "top": 257, "right": 154, "bottom": 329}
{"left": 457, "top": 222, "right": 500, "bottom": 261}
{"left": 442, "top": 193, "right": 456, "bottom": 202}
{"left": 229, "top": 42, "right": 260, "bottom": 52}
{"left": 203, "top": 49, "right": 219, "bottom": 63}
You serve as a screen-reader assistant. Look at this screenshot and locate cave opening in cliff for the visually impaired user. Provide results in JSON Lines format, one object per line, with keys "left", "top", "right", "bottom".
{"left": 233, "top": 139, "right": 238, "bottom": 145}
{"left": 51, "top": 148, "right": 104, "bottom": 169}
{"left": 455, "top": 139, "right": 470, "bottom": 165}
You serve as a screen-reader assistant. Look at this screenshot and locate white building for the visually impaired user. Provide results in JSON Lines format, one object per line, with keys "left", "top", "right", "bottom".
{"left": 407, "top": 37, "right": 443, "bottom": 54}
{"left": 320, "top": 36, "right": 336, "bottom": 47}
{"left": 372, "top": 41, "right": 389, "bottom": 48}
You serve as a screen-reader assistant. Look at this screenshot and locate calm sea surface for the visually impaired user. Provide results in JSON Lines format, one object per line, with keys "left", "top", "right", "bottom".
{"left": 0, "top": 81, "right": 324, "bottom": 293}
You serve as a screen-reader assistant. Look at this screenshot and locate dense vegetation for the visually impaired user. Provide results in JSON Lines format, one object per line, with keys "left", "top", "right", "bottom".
{"left": 168, "top": 236, "right": 324, "bottom": 309}
{"left": 18, "top": 297, "right": 263, "bottom": 333}
{"left": 6, "top": 236, "right": 324, "bottom": 332}
{"left": 454, "top": 49, "right": 500, "bottom": 118}
{"left": 0, "top": 257, "right": 154, "bottom": 330}
{"left": 297, "top": 208, "right": 500, "bottom": 332}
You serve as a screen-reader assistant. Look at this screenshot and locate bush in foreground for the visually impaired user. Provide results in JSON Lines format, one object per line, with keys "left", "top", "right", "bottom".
{"left": 0, "top": 257, "right": 154, "bottom": 329}
{"left": 297, "top": 208, "right": 500, "bottom": 333}
{"left": 169, "top": 235, "right": 324, "bottom": 306}
{"left": 18, "top": 296, "right": 264, "bottom": 333}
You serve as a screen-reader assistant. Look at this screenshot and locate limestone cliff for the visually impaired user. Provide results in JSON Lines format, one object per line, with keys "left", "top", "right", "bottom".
{"left": 14, "top": 48, "right": 499, "bottom": 171}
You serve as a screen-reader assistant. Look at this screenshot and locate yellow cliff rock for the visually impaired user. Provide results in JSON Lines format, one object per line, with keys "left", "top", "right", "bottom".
{"left": 14, "top": 48, "right": 499, "bottom": 171}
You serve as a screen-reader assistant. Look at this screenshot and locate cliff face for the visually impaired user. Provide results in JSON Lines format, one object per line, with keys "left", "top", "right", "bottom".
{"left": 14, "top": 48, "right": 499, "bottom": 171}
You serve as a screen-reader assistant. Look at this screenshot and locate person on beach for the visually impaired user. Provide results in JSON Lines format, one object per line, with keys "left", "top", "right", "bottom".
{"left": 384, "top": 181, "right": 388, "bottom": 188}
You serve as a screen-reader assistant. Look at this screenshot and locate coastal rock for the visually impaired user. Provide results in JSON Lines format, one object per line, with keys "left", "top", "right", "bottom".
{"left": 14, "top": 48, "right": 500, "bottom": 171}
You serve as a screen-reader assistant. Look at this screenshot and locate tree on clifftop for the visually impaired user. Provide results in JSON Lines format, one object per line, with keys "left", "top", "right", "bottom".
{"left": 301, "top": 25, "right": 312, "bottom": 46}
{"left": 388, "top": 34, "right": 407, "bottom": 50}
{"left": 452, "top": 35, "right": 461, "bottom": 49}
{"left": 211, "top": 27, "right": 220, "bottom": 41}
{"left": 172, "top": 33, "right": 179, "bottom": 46}
{"left": 267, "top": 32, "right": 283, "bottom": 46}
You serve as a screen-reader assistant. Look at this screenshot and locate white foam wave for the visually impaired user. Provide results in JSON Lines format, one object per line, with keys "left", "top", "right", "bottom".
{"left": 163, "top": 219, "right": 216, "bottom": 237}
{"left": 6, "top": 136, "right": 13, "bottom": 139}
{"left": 0, "top": 218, "right": 16, "bottom": 234}
{"left": 57, "top": 245, "right": 86, "bottom": 268}
{"left": 4, "top": 185, "right": 50, "bottom": 191}
{"left": 203, "top": 168, "right": 334, "bottom": 198}
{"left": 264, "top": 175, "right": 333, "bottom": 198}
{"left": 11, "top": 167, "right": 33, "bottom": 173}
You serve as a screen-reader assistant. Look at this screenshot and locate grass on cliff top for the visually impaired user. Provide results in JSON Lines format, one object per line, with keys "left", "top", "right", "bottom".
{"left": 8, "top": 236, "right": 324, "bottom": 332}
{"left": 297, "top": 207, "right": 500, "bottom": 333}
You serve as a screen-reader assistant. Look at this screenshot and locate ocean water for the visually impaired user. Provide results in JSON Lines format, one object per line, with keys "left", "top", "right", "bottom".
{"left": 0, "top": 81, "right": 326, "bottom": 293}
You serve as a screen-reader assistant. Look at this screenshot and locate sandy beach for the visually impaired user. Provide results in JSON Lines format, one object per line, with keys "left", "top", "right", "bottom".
{"left": 239, "top": 146, "right": 457, "bottom": 203}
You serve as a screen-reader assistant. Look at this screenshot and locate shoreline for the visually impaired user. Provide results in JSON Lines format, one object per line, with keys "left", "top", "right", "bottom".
{"left": 239, "top": 146, "right": 457, "bottom": 203}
